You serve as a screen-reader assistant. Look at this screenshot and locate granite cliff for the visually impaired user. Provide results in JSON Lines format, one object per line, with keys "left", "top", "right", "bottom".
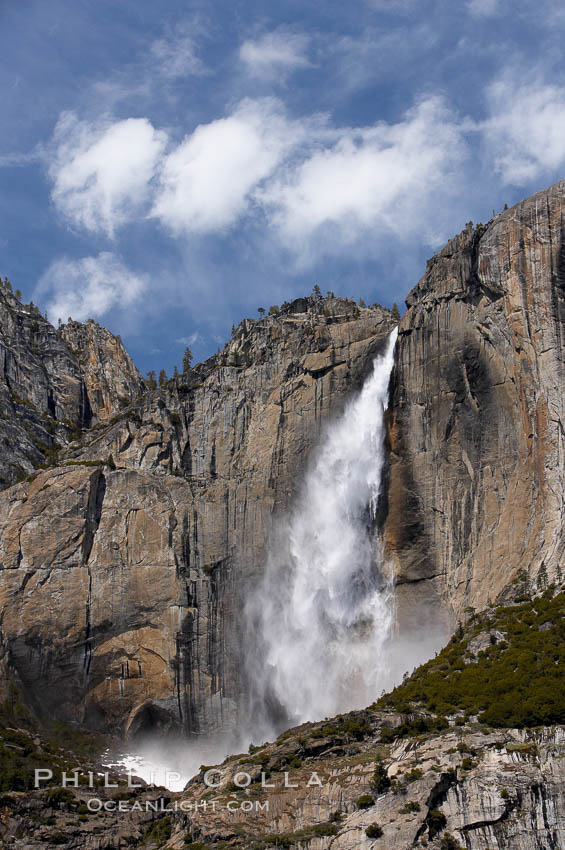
{"left": 0, "top": 294, "right": 394, "bottom": 737}
{"left": 385, "top": 179, "right": 565, "bottom": 620}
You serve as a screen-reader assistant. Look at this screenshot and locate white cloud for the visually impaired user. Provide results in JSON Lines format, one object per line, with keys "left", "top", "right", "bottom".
{"left": 0, "top": 150, "right": 41, "bottom": 168}
{"left": 36, "top": 252, "right": 147, "bottom": 323}
{"left": 147, "top": 94, "right": 467, "bottom": 257}
{"left": 150, "top": 98, "right": 310, "bottom": 234}
{"left": 150, "top": 31, "right": 205, "bottom": 78}
{"left": 467, "top": 0, "right": 499, "bottom": 16}
{"left": 176, "top": 332, "right": 200, "bottom": 346}
{"left": 257, "top": 97, "right": 466, "bottom": 254}
{"left": 240, "top": 29, "right": 310, "bottom": 78}
{"left": 47, "top": 93, "right": 468, "bottom": 265}
{"left": 49, "top": 113, "right": 167, "bottom": 236}
{"left": 483, "top": 79, "right": 565, "bottom": 183}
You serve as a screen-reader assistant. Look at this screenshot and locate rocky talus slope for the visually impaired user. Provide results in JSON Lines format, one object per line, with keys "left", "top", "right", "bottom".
{"left": 6, "top": 720, "right": 563, "bottom": 850}
{"left": 0, "top": 287, "right": 144, "bottom": 487}
{"left": 0, "top": 295, "right": 394, "bottom": 736}
{"left": 2, "top": 592, "right": 563, "bottom": 849}
{"left": 385, "top": 179, "right": 565, "bottom": 619}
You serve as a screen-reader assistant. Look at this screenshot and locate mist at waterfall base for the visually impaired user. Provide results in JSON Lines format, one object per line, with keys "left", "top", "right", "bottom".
{"left": 113, "top": 328, "right": 447, "bottom": 789}
{"left": 103, "top": 733, "right": 244, "bottom": 793}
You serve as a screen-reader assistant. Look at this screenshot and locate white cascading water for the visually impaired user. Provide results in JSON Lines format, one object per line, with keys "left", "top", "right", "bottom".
{"left": 246, "top": 328, "right": 398, "bottom": 732}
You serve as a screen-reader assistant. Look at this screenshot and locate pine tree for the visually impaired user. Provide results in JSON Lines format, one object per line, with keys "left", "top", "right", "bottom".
{"left": 146, "top": 370, "right": 157, "bottom": 390}
{"left": 183, "top": 346, "right": 193, "bottom": 373}
{"left": 15, "top": 289, "right": 22, "bottom": 301}
{"left": 359, "top": 297, "right": 366, "bottom": 308}
{"left": 173, "top": 365, "right": 179, "bottom": 378}
{"left": 313, "top": 284, "right": 321, "bottom": 296}
{"left": 158, "top": 369, "right": 167, "bottom": 388}
{"left": 391, "top": 303, "right": 401, "bottom": 321}
{"left": 370, "top": 760, "right": 391, "bottom": 794}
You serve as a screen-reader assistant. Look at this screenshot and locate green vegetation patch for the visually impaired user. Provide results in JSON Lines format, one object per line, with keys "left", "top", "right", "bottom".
{"left": 370, "top": 760, "right": 391, "bottom": 794}
{"left": 250, "top": 821, "right": 339, "bottom": 849}
{"left": 378, "top": 589, "right": 565, "bottom": 728}
{"left": 365, "top": 823, "right": 384, "bottom": 838}
{"left": 427, "top": 809, "right": 447, "bottom": 838}
{"left": 0, "top": 687, "right": 111, "bottom": 793}
{"left": 310, "top": 713, "right": 373, "bottom": 741}
{"left": 379, "top": 715, "right": 449, "bottom": 742}
{"left": 143, "top": 815, "right": 172, "bottom": 845}
{"left": 400, "top": 801, "right": 421, "bottom": 813}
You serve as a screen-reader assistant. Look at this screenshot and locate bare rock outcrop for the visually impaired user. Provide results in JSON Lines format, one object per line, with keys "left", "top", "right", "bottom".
{"left": 4, "top": 716, "right": 563, "bottom": 849}
{"left": 60, "top": 318, "right": 145, "bottom": 422}
{"left": 0, "top": 287, "right": 144, "bottom": 487}
{"left": 172, "top": 724, "right": 565, "bottom": 850}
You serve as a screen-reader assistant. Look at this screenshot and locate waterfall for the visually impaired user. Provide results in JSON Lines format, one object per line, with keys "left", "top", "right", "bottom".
{"left": 115, "top": 326, "right": 447, "bottom": 789}
{"left": 246, "top": 328, "right": 398, "bottom": 734}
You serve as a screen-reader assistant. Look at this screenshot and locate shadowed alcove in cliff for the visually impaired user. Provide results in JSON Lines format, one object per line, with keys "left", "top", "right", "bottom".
{"left": 126, "top": 700, "right": 181, "bottom": 740}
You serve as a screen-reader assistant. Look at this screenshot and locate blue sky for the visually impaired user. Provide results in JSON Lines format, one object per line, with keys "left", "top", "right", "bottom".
{"left": 2, "top": 0, "right": 565, "bottom": 374}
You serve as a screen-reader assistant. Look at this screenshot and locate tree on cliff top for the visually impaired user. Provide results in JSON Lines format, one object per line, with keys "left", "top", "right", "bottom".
{"left": 183, "top": 346, "right": 193, "bottom": 373}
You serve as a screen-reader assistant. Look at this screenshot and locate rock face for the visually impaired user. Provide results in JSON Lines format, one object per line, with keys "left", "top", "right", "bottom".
{"left": 60, "top": 319, "right": 145, "bottom": 422}
{"left": 385, "top": 180, "right": 565, "bottom": 618}
{"left": 0, "top": 287, "right": 144, "bottom": 487}
{"left": 4, "top": 715, "right": 564, "bottom": 849}
{"left": 173, "top": 722, "right": 565, "bottom": 850}
{"left": 0, "top": 296, "right": 394, "bottom": 735}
